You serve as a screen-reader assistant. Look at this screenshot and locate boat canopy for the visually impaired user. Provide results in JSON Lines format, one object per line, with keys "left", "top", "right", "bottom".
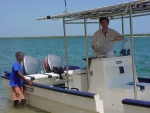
{"left": 37, "top": 0, "right": 150, "bottom": 93}
{"left": 37, "top": 0, "right": 150, "bottom": 21}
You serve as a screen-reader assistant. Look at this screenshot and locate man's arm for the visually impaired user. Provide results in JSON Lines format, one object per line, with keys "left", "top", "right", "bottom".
{"left": 112, "top": 35, "right": 124, "bottom": 42}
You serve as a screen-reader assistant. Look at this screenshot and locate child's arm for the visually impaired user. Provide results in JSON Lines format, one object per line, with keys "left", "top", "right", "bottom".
{"left": 16, "top": 71, "right": 32, "bottom": 86}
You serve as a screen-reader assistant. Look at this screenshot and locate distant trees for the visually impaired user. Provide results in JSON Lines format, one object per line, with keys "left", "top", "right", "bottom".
{"left": 125, "top": 33, "right": 150, "bottom": 36}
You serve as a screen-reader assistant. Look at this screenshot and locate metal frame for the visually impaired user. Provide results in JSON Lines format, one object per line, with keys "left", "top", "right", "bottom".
{"left": 37, "top": 0, "right": 150, "bottom": 21}
{"left": 37, "top": 0, "right": 150, "bottom": 96}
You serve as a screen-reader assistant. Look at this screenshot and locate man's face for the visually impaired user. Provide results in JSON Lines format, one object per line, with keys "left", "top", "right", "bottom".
{"left": 100, "top": 20, "right": 109, "bottom": 28}
{"left": 18, "top": 53, "right": 24, "bottom": 61}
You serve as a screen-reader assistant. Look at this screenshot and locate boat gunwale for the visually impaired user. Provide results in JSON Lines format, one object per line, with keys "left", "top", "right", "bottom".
{"left": 122, "top": 98, "right": 150, "bottom": 108}
{"left": 1, "top": 75, "right": 96, "bottom": 98}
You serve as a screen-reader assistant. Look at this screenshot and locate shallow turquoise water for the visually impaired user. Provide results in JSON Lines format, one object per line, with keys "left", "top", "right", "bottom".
{"left": 0, "top": 37, "right": 150, "bottom": 113}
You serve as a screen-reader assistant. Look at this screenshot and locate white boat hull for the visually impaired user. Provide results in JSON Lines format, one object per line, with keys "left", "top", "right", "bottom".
{"left": 2, "top": 55, "right": 150, "bottom": 113}
{"left": 2, "top": 77, "right": 104, "bottom": 113}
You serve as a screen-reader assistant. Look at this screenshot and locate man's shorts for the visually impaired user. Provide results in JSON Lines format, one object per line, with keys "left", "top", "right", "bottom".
{"left": 12, "top": 86, "right": 25, "bottom": 101}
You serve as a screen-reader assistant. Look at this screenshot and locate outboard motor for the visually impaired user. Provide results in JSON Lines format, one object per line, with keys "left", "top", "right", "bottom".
{"left": 43, "top": 55, "right": 51, "bottom": 72}
{"left": 53, "top": 66, "right": 64, "bottom": 79}
{"left": 23, "top": 56, "right": 40, "bottom": 75}
{"left": 43, "top": 54, "right": 64, "bottom": 79}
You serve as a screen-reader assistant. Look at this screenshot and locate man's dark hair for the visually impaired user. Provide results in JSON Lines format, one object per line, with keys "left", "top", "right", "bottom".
{"left": 15, "top": 51, "right": 23, "bottom": 59}
{"left": 99, "top": 17, "right": 109, "bottom": 24}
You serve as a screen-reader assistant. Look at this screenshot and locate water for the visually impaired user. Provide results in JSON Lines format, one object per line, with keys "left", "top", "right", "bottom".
{"left": 0, "top": 36, "right": 150, "bottom": 113}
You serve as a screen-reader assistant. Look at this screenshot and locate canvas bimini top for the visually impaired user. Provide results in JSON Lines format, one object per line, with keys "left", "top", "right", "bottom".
{"left": 37, "top": 0, "right": 150, "bottom": 21}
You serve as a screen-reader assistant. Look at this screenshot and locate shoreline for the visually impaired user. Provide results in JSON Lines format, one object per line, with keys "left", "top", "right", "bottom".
{"left": 0, "top": 35, "right": 150, "bottom": 39}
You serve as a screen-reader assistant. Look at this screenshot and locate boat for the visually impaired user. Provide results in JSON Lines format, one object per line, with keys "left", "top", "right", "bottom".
{"left": 1, "top": 0, "right": 150, "bottom": 113}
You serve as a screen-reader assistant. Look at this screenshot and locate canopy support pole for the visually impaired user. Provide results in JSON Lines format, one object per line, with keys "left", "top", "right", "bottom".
{"left": 63, "top": 17, "right": 69, "bottom": 87}
{"left": 84, "top": 15, "right": 90, "bottom": 91}
{"left": 129, "top": 5, "right": 137, "bottom": 99}
{"left": 121, "top": 15, "right": 124, "bottom": 37}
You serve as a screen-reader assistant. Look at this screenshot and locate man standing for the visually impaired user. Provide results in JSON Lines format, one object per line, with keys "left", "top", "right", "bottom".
{"left": 91, "top": 17, "right": 124, "bottom": 57}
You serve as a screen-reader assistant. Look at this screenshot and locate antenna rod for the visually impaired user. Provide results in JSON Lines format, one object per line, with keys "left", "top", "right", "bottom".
{"left": 64, "top": 0, "right": 67, "bottom": 13}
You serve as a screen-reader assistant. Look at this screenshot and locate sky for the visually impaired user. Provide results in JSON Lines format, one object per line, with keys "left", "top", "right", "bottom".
{"left": 0, "top": 0, "right": 150, "bottom": 37}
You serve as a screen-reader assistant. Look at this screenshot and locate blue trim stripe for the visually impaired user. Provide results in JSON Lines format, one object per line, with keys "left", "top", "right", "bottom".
{"left": 26, "top": 76, "right": 35, "bottom": 80}
{"left": 31, "top": 82, "right": 96, "bottom": 98}
{"left": 138, "top": 77, "right": 150, "bottom": 83}
{"left": 122, "top": 98, "right": 150, "bottom": 108}
{"left": 42, "top": 74, "right": 52, "bottom": 78}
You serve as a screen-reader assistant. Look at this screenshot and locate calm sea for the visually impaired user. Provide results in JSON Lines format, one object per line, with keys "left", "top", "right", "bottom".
{"left": 0, "top": 37, "right": 150, "bottom": 113}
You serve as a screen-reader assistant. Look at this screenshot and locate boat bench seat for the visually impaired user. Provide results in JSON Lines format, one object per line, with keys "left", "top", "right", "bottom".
{"left": 25, "top": 73, "right": 61, "bottom": 80}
